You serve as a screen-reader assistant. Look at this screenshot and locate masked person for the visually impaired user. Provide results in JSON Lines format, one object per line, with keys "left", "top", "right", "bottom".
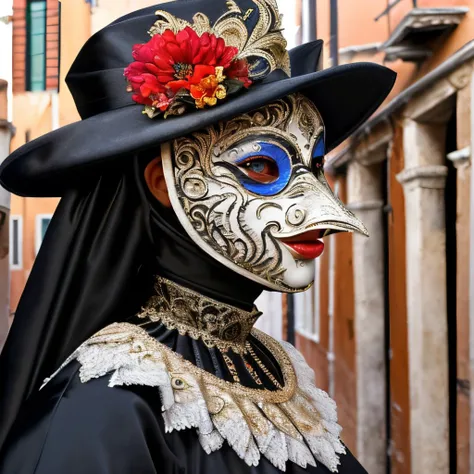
{"left": 0, "top": 1, "right": 395, "bottom": 472}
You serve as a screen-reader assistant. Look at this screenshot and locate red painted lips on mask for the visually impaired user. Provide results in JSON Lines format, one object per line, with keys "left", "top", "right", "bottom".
{"left": 280, "top": 230, "right": 326, "bottom": 260}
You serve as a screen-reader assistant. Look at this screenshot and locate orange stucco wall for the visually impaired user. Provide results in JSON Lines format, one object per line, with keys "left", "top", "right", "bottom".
{"left": 59, "top": 0, "right": 93, "bottom": 127}
{"left": 338, "top": 0, "right": 389, "bottom": 49}
{"left": 91, "top": 0, "right": 174, "bottom": 33}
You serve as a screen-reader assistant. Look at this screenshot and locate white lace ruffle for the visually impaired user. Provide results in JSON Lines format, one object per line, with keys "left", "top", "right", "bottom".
{"left": 42, "top": 323, "right": 345, "bottom": 472}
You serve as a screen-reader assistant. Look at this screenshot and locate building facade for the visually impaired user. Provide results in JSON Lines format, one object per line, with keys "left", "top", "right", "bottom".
{"left": 290, "top": 1, "right": 474, "bottom": 474}
{"left": 0, "top": 0, "right": 14, "bottom": 351}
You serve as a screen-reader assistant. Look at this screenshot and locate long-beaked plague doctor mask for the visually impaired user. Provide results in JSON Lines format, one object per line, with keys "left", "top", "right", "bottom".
{"left": 162, "top": 93, "right": 368, "bottom": 292}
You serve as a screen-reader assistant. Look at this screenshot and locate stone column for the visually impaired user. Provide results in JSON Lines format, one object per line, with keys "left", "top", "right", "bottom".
{"left": 347, "top": 148, "right": 386, "bottom": 474}
{"left": 447, "top": 72, "right": 472, "bottom": 474}
{"left": 469, "top": 65, "right": 474, "bottom": 474}
{"left": 447, "top": 144, "right": 471, "bottom": 474}
{"left": 397, "top": 119, "right": 449, "bottom": 474}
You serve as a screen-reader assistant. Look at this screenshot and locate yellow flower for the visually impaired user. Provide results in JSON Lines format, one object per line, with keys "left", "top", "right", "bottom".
{"left": 190, "top": 66, "right": 228, "bottom": 109}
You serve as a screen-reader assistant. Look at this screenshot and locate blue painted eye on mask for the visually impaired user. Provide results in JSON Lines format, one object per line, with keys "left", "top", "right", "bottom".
{"left": 234, "top": 142, "right": 292, "bottom": 196}
{"left": 312, "top": 135, "right": 325, "bottom": 173}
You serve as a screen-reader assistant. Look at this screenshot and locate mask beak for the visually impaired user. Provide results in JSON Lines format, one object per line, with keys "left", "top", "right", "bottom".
{"left": 309, "top": 177, "right": 370, "bottom": 237}
{"left": 276, "top": 180, "right": 370, "bottom": 240}
{"left": 304, "top": 215, "right": 369, "bottom": 238}
{"left": 311, "top": 187, "right": 370, "bottom": 237}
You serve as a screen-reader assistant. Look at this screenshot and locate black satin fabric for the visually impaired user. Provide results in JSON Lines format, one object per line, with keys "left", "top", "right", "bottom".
{"left": 0, "top": 158, "right": 154, "bottom": 454}
{"left": 0, "top": 360, "right": 367, "bottom": 474}
{"left": 149, "top": 202, "right": 263, "bottom": 311}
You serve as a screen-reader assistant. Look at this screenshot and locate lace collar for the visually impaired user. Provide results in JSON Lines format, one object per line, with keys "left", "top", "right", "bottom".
{"left": 44, "top": 322, "right": 345, "bottom": 472}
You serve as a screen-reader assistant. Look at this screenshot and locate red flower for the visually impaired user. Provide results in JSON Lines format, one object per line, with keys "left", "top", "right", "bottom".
{"left": 226, "top": 59, "right": 252, "bottom": 88}
{"left": 124, "top": 26, "right": 252, "bottom": 116}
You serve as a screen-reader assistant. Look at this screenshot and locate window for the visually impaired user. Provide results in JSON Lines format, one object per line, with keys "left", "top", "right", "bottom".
{"left": 26, "top": 0, "right": 47, "bottom": 91}
{"left": 35, "top": 214, "right": 52, "bottom": 254}
{"left": 13, "top": 0, "right": 60, "bottom": 92}
{"left": 294, "top": 258, "right": 321, "bottom": 342}
{"left": 9, "top": 216, "right": 23, "bottom": 270}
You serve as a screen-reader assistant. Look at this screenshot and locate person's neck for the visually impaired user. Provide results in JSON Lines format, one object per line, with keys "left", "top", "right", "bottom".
{"left": 151, "top": 205, "right": 264, "bottom": 312}
{"left": 138, "top": 275, "right": 262, "bottom": 353}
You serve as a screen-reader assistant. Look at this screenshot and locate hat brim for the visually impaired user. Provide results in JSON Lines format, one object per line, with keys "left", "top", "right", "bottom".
{"left": 0, "top": 62, "right": 395, "bottom": 197}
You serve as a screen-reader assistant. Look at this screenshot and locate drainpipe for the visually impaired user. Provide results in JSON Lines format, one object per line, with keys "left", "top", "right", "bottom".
{"left": 330, "top": 0, "right": 339, "bottom": 67}
{"left": 327, "top": 180, "right": 339, "bottom": 398}
{"left": 302, "top": 0, "right": 317, "bottom": 43}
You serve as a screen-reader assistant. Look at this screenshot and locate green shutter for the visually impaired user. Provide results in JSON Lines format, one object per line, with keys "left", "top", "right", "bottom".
{"left": 27, "top": 1, "right": 47, "bottom": 91}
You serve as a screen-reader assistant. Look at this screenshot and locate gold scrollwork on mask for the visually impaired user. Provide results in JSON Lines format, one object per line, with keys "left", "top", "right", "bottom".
{"left": 168, "top": 94, "right": 325, "bottom": 290}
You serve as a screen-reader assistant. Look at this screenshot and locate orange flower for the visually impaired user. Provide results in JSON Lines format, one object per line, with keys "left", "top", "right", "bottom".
{"left": 190, "top": 66, "right": 227, "bottom": 108}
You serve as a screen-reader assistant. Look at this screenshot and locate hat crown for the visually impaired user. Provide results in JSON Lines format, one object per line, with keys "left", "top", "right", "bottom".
{"left": 66, "top": 0, "right": 291, "bottom": 120}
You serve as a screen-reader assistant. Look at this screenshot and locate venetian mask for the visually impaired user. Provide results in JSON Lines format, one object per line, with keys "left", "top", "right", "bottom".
{"left": 161, "top": 93, "right": 367, "bottom": 292}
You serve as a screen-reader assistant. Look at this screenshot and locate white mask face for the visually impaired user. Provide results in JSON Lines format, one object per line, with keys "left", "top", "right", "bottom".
{"left": 162, "top": 94, "right": 367, "bottom": 292}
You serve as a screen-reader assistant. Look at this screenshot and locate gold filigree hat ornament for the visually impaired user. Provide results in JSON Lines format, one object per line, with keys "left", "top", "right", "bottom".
{"left": 124, "top": 0, "right": 290, "bottom": 118}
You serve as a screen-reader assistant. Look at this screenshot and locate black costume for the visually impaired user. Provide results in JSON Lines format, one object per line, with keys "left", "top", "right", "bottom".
{"left": 0, "top": 1, "right": 395, "bottom": 472}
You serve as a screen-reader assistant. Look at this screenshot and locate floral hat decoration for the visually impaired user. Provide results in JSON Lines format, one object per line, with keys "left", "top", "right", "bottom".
{"left": 124, "top": 0, "right": 289, "bottom": 118}
{"left": 0, "top": 0, "right": 396, "bottom": 197}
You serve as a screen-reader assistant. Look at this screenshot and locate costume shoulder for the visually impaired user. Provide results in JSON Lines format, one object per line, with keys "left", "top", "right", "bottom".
{"left": 0, "top": 359, "right": 174, "bottom": 474}
{"left": 40, "top": 322, "right": 346, "bottom": 473}
{"left": 2, "top": 323, "right": 367, "bottom": 474}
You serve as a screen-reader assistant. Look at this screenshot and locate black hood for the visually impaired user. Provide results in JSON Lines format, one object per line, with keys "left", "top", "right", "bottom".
{"left": 0, "top": 155, "right": 263, "bottom": 454}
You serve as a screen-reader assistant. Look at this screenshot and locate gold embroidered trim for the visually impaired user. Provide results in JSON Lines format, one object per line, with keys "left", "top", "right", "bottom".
{"left": 137, "top": 276, "right": 262, "bottom": 355}
{"left": 243, "top": 356, "right": 264, "bottom": 386}
{"left": 222, "top": 354, "right": 241, "bottom": 383}
{"left": 91, "top": 322, "right": 296, "bottom": 404}
{"left": 246, "top": 341, "right": 283, "bottom": 390}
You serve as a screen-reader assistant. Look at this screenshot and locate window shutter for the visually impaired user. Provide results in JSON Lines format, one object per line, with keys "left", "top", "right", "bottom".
{"left": 12, "top": 0, "right": 60, "bottom": 93}
{"left": 12, "top": 2, "right": 27, "bottom": 93}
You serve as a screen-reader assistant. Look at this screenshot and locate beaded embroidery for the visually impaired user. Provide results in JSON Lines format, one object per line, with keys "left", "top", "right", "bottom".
{"left": 137, "top": 276, "right": 261, "bottom": 355}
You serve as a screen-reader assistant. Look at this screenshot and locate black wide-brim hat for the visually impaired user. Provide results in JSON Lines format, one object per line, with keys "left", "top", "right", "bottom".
{"left": 0, "top": 0, "right": 396, "bottom": 197}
